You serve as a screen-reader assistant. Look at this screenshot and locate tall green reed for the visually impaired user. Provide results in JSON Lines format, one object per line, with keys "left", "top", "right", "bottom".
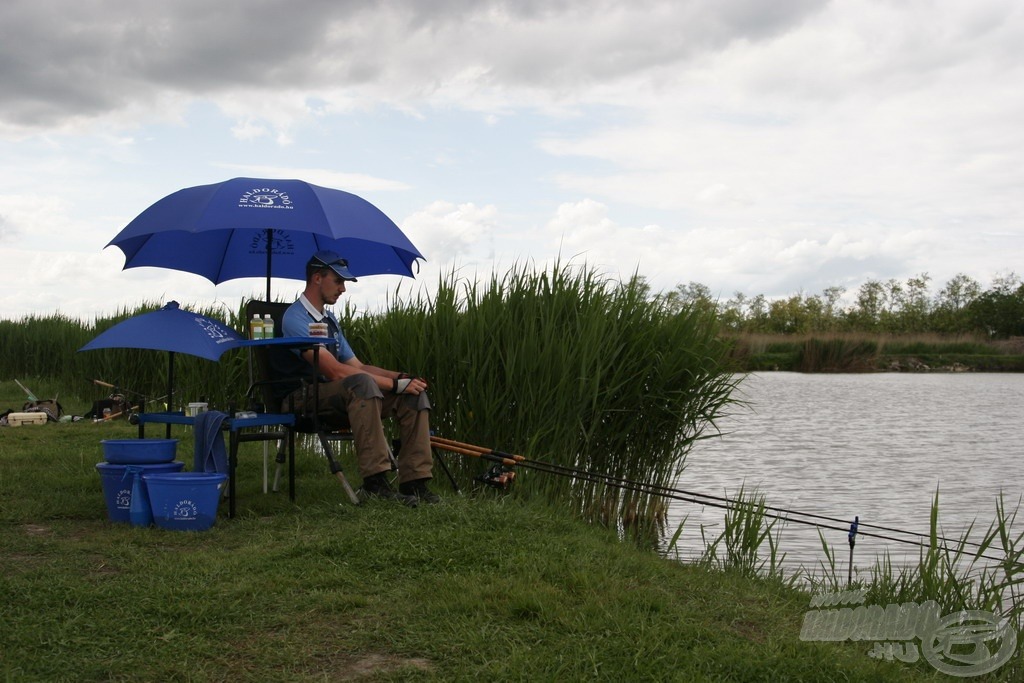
{"left": 697, "top": 485, "right": 789, "bottom": 582}
{"left": 796, "top": 337, "right": 879, "bottom": 372}
{"left": 352, "top": 260, "right": 739, "bottom": 532}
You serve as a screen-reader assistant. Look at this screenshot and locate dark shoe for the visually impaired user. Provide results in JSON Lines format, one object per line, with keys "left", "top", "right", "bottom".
{"left": 399, "top": 478, "right": 441, "bottom": 504}
{"left": 359, "top": 473, "right": 418, "bottom": 508}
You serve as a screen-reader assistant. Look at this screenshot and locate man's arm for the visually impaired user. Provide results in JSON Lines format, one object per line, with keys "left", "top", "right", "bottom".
{"left": 299, "top": 349, "right": 428, "bottom": 395}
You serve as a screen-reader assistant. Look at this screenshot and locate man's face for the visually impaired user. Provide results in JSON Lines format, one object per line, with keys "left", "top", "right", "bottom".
{"left": 317, "top": 272, "right": 347, "bottom": 304}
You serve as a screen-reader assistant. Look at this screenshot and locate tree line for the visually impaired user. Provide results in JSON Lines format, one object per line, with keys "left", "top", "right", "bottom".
{"left": 661, "top": 272, "right": 1024, "bottom": 338}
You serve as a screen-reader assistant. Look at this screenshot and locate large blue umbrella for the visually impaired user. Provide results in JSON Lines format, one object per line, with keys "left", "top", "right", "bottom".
{"left": 107, "top": 177, "right": 425, "bottom": 299}
{"left": 79, "top": 301, "right": 243, "bottom": 415}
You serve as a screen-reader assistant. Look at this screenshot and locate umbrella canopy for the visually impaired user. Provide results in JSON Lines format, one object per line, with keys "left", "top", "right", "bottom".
{"left": 107, "top": 177, "right": 425, "bottom": 299}
{"left": 79, "top": 301, "right": 243, "bottom": 415}
{"left": 80, "top": 301, "right": 242, "bottom": 361}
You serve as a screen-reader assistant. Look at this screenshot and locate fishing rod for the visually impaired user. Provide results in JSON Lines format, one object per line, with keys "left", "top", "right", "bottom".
{"left": 429, "top": 436, "right": 1001, "bottom": 548}
{"left": 89, "top": 378, "right": 162, "bottom": 403}
{"left": 430, "top": 436, "right": 1014, "bottom": 564}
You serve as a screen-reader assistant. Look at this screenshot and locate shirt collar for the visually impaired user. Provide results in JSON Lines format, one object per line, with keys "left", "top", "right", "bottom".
{"left": 299, "top": 294, "right": 328, "bottom": 322}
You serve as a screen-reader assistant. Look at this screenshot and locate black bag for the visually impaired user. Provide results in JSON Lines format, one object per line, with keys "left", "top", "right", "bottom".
{"left": 85, "top": 397, "right": 127, "bottom": 420}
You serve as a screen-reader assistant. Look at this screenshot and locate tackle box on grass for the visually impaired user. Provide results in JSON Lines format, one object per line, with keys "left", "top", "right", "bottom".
{"left": 8, "top": 412, "right": 48, "bottom": 426}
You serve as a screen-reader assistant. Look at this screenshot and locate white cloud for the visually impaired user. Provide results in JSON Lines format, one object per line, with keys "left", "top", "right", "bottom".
{"left": 403, "top": 200, "right": 499, "bottom": 264}
{"left": 1, "top": 0, "right": 1023, "bottom": 320}
{"left": 213, "top": 164, "right": 411, "bottom": 192}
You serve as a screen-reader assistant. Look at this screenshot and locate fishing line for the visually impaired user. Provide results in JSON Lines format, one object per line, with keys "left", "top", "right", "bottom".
{"left": 431, "top": 437, "right": 1016, "bottom": 564}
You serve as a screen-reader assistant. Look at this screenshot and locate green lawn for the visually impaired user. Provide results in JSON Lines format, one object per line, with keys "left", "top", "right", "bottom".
{"left": 0, "top": 421, "right": 957, "bottom": 681}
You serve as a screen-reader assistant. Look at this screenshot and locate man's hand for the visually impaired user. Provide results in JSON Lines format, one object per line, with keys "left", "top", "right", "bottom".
{"left": 393, "top": 374, "right": 428, "bottom": 395}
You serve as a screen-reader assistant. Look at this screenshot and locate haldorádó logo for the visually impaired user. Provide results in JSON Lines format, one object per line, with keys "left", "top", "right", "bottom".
{"left": 921, "top": 610, "right": 1017, "bottom": 677}
{"left": 801, "top": 593, "right": 1017, "bottom": 677}
{"left": 237, "top": 187, "right": 294, "bottom": 210}
{"left": 172, "top": 498, "right": 199, "bottom": 520}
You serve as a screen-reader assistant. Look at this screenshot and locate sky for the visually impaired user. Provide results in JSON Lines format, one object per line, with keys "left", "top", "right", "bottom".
{"left": 1, "top": 0, "right": 1022, "bottom": 322}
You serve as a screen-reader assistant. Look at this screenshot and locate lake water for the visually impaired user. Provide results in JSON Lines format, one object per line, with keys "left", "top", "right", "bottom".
{"left": 665, "top": 372, "right": 1024, "bottom": 578}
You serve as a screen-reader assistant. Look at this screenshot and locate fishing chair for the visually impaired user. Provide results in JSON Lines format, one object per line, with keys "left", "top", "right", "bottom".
{"left": 244, "top": 300, "right": 369, "bottom": 506}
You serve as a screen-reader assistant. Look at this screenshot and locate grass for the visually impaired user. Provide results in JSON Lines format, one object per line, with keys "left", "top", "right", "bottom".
{"left": 2, "top": 409, "right": 960, "bottom": 681}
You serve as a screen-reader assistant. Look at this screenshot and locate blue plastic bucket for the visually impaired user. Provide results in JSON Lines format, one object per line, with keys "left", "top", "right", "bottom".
{"left": 102, "top": 438, "right": 178, "bottom": 464}
{"left": 144, "top": 472, "right": 228, "bottom": 531}
{"left": 95, "top": 461, "right": 185, "bottom": 523}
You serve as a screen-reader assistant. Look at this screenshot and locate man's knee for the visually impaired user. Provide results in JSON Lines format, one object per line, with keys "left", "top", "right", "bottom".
{"left": 342, "top": 373, "right": 384, "bottom": 400}
{"left": 405, "top": 390, "right": 431, "bottom": 412}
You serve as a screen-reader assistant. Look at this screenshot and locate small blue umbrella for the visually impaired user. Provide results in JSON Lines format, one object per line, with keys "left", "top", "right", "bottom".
{"left": 79, "top": 301, "right": 242, "bottom": 414}
{"left": 107, "top": 177, "right": 425, "bottom": 299}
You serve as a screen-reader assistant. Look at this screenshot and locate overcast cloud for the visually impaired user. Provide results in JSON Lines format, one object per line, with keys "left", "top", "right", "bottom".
{"left": 1, "top": 0, "right": 1021, "bottom": 319}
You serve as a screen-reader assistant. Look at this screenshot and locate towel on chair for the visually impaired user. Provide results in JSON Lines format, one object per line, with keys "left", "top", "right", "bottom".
{"left": 193, "top": 410, "right": 229, "bottom": 474}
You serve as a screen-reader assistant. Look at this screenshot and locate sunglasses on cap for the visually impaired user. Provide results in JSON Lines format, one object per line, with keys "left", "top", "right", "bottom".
{"left": 310, "top": 255, "right": 349, "bottom": 269}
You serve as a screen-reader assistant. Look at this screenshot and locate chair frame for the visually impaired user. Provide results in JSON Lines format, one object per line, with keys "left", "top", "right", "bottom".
{"left": 244, "top": 300, "right": 363, "bottom": 506}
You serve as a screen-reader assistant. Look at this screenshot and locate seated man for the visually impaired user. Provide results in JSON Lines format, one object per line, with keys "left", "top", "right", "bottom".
{"left": 270, "top": 250, "right": 438, "bottom": 506}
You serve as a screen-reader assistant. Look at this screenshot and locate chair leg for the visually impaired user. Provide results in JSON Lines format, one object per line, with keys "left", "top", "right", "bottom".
{"left": 288, "top": 428, "right": 296, "bottom": 503}
{"left": 273, "top": 440, "right": 286, "bottom": 492}
{"left": 433, "top": 449, "right": 461, "bottom": 493}
{"left": 317, "top": 433, "right": 361, "bottom": 505}
{"left": 228, "top": 432, "right": 239, "bottom": 519}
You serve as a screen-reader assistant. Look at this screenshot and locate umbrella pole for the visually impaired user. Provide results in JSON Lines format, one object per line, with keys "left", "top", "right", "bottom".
{"left": 265, "top": 227, "right": 273, "bottom": 301}
{"left": 167, "top": 352, "right": 175, "bottom": 439}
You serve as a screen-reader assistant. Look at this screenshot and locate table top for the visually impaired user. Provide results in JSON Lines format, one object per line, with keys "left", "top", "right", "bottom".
{"left": 236, "top": 336, "right": 337, "bottom": 348}
{"left": 135, "top": 410, "right": 295, "bottom": 428}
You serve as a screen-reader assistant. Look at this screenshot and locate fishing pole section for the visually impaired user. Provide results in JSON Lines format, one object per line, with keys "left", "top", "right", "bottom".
{"left": 86, "top": 378, "right": 166, "bottom": 422}
{"left": 429, "top": 435, "right": 1010, "bottom": 566}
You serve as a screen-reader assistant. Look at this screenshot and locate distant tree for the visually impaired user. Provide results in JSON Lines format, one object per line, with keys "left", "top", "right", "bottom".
{"left": 991, "top": 271, "right": 1023, "bottom": 295}
{"left": 765, "top": 295, "right": 812, "bottom": 334}
{"left": 719, "top": 292, "right": 747, "bottom": 331}
{"left": 848, "top": 279, "right": 886, "bottom": 330}
{"left": 822, "top": 286, "right": 846, "bottom": 321}
{"left": 932, "top": 273, "right": 981, "bottom": 333}
{"left": 663, "top": 281, "right": 716, "bottom": 316}
{"left": 968, "top": 275, "right": 1024, "bottom": 338}
{"left": 746, "top": 294, "right": 769, "bottom": 332}
{"left": 900, "top": 273, "right": 932, "bottom": 332}
{"left": 664, "top": 270, "right": 1020, "bottom": 337}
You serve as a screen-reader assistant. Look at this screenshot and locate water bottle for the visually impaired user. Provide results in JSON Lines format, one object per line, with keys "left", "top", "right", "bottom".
{"left": 262, "top": 314, "right": 275, "bottom": 338}
{"left": 250, "top": 314, "right": 264, "bottom": 339}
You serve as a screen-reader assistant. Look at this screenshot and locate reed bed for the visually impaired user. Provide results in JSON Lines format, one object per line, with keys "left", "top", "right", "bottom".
{"left": 796, "top": 337, "right": 879, "bottom": 372}
{"left": 353, "top": 261, "right": 739, "bottom": 535}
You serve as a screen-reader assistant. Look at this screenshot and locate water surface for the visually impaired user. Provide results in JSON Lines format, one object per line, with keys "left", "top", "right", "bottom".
{"left": 666, "top": 372, "right": 1024, "bottom": 575}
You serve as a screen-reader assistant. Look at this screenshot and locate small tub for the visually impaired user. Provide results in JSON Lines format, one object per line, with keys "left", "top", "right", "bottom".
{"left": 102, "top": 439, "right": 178, "bottom": 464}
{"left": 144, "top": 472, "right": 228, "bottom": 531}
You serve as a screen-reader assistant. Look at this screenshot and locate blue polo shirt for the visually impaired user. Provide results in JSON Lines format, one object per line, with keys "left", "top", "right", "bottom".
{"left": 281, "top": 295, "right": 355, "bottom": 362}
{"left": 266, "top": 296, "right": 356, "bottom": 403}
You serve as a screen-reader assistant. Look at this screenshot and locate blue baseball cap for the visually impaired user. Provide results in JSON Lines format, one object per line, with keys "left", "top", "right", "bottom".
{"left": 309, "top": 250, "right": 357, "bottom": 282}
